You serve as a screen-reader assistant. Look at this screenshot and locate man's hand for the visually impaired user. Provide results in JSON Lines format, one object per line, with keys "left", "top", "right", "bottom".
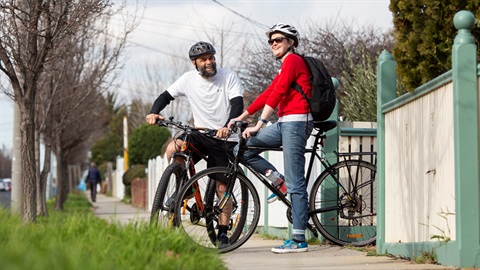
{"left": 216, "top": 127, "right": 230, "bottom": 138}
{"left": 146, "top": 114, "right": 164, "bottom": 125}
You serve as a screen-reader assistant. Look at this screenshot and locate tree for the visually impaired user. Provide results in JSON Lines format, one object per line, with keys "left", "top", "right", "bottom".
{"left": 90, "top": 94, "right": 127, "bottom": 168}
{"left": 340, "top": 48, "right": 379, "bottom": 122}
{"left": 0, "top": 0, "right": 134, "bottom": 221}
{"left": 390, "top": 0, "right": 480, "bottom": 91}
{"left": 127, "top": 55, "right": 193, "bottom": 127}
{"left": 128, "top": 123, "right": 170, "bottom": 166}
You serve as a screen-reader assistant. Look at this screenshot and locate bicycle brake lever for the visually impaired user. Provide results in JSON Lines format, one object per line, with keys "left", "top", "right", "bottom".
{"left": 156, "top": 119, "right": 167, "bottom": 126}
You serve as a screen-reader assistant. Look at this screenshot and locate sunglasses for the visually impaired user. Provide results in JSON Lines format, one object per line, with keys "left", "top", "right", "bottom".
{"left": 268, "top": 37, "right": 289, "bottom": 45}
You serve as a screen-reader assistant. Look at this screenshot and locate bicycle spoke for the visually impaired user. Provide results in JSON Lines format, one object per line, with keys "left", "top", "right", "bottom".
{"left": 173, "top": 167, "right": 260, "bottom": 253}
{"left": 310, "top": 160, "right": 377, "bottom": 246}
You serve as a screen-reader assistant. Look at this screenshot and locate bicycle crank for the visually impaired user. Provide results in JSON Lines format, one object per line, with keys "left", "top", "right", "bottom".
{"left": 190, "top": 203, "right": 201, "bottom": 224}
{"left": 286, "top": 208, "right": 319, "bottom": 238}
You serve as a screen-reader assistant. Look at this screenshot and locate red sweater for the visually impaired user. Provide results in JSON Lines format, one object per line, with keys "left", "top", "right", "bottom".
{"left": 247, "top": 53, "right": 311, "bottom": 117}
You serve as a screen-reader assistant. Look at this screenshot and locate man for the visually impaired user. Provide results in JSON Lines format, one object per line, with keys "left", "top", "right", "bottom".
{"left": 86, "top": 162, "right": 101, "bottom": 202}
{"left": 146, "top": 41, "right": 244, "bottom": 248}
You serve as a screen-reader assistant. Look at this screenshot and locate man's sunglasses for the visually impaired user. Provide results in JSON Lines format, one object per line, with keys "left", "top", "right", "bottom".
{"left": 268, "top": 37, "right": 289, "bottom": 45}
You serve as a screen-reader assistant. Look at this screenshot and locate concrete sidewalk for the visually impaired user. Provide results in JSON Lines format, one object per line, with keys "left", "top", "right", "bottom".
{"left": 89, "top": 192, "right": 457, "bottom": 270}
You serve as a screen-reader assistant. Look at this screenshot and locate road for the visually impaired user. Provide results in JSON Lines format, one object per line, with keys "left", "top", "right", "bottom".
{"left": 0, "top": 191, "right": 11, "bottom": 209}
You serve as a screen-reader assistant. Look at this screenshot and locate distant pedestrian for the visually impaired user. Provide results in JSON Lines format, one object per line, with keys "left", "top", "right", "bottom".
{"left": 86, "top": 162, "right": 101, "bottom": 202}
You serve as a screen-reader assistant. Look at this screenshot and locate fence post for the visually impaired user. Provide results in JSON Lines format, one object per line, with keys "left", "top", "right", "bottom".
{"left": 376, "top": 50, "right": 397, "bottom": 253}
{"left": 324, "top": 78, "right": 339, "bottom": 161}
{"left": 451, "top": 10, "right": 480, "bottom": 267}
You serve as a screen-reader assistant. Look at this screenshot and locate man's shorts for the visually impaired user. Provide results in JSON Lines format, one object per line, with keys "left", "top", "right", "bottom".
{"left": 175, "top": 131, "right": 236, "bottom": 183}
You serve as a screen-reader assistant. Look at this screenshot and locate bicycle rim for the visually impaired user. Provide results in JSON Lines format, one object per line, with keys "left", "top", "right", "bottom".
{"left": 173, "top": 167, "right": 260, "bottom": 253}
{"left": 150, "top": 163, "right": 184, "bottom": 228}
{"left": 310, "top": 160, "right": 377, "bottom": 246}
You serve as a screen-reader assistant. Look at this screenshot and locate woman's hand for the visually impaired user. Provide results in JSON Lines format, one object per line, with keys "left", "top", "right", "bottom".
{"left": 242, "top": 125, "right": 261, "bottom": 138}
{"left": 227, "top": 117, "right": 243, "bottom": 129}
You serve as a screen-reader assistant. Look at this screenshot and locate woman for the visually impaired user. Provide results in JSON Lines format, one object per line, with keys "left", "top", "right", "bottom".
{"left": 228, "top": 23, "right": 313, "bottom": 253}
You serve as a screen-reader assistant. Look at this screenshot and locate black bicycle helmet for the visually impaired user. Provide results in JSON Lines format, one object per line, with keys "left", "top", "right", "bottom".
{"left": 265, "top": 23, "right": 300, "bottom": 47}
{"left": 189, "top": 41, "right": 216, "bottom": 60}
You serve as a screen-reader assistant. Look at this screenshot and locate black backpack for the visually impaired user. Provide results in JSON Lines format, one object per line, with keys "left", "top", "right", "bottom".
{"left": 291, "top": 54, "right": 336, "bottom": 122}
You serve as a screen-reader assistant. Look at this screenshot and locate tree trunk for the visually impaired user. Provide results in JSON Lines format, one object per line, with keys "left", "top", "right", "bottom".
{"left": 54, "top": 147, "right": 68, "bottom": 211}
{"left": 19, "top": 98, "right": 37, "bottom": 223}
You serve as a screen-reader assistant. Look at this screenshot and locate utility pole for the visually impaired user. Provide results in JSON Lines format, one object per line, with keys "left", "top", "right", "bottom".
{"left": 123, "top": 115, "right": 128, "bottom": 171}
{"left": 11, "top": 102, "right": 21, "bottom": 214}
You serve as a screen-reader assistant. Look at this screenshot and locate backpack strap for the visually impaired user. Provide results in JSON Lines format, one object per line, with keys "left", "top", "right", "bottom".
{"left": 291, "top": 81, "right": 311, "bottom": 107}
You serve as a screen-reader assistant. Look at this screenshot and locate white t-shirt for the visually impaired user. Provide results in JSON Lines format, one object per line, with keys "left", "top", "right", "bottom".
{"left": 167, "top": 68, "right": 243, "bottom": 130}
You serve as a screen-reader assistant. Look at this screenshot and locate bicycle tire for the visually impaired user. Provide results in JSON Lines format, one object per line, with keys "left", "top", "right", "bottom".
{"left": 173, "top": 167, "right": 260, "bottom": 253}
{"left": 150, "top": 162, "right": 185, "bottom": 227}
{"left": 309, "top": 159, "right": 377, "bottom": 246}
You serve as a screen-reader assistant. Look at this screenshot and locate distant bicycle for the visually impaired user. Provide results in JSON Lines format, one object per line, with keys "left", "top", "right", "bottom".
{"left": 149, "top": 117, "right": 218, "bottom": 227}
{"left": 172, "top": 120, "right": 377, "bottom": 253}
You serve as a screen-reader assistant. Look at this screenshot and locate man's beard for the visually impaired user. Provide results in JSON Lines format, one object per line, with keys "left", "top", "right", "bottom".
{"left": 198, "top": 63, "right": 217, "bottom": 78}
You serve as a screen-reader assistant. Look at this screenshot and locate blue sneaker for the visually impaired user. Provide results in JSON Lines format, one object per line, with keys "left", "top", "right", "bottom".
{"left": 271, "top": 239, "right": 308, "bottom": 254}
{"left": 267, "top": 183, "right": 287, "bottom": 204}
{"left": 267, "top": 193, "right": 279, "bottom": 203}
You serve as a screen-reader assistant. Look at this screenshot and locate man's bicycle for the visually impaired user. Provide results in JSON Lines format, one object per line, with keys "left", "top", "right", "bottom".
{"left": 172, "top": 120, "right": 377, "bottom": 253}
{"left": 149, "top": 117, "right": 218, "bottom": 227}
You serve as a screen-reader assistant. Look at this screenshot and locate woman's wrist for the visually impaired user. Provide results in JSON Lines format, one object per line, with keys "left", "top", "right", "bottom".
{"left": 258, "top": 117, "right": 268, "bottom": 124}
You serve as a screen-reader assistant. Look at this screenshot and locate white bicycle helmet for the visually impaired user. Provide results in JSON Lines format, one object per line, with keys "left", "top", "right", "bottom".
{"left": 265, "top": 23, "right": 300, "bottom": 47}
{"left": 189, "top": 41, "right": 216, "bottom": 60}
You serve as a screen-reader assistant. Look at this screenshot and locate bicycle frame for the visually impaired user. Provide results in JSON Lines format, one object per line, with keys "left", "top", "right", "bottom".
{"left": 215, "top": 121, "right": 377, "bottom": 234}
{"left": 154, "top": 117, "right": 215, "bottom": 216}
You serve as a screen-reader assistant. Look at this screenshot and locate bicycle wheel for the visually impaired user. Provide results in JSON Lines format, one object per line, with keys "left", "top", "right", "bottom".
{"left": 173, "top": 167, "right": 260, "bottom": 253}
{"left": 150, "top": 162, "right": 185, "bottom": 227}
{"left": 309, "top": 159, "right": 377, "bottom": 246}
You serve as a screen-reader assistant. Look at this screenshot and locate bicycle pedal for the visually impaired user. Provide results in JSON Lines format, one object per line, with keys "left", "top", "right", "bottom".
{"left": 307, "top": 223, "right": 319, "bottom": 238}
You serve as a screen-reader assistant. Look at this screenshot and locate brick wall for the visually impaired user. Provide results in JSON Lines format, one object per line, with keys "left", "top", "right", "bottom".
{"left": 131, "top": 177, "right": 147, "bottom": 209}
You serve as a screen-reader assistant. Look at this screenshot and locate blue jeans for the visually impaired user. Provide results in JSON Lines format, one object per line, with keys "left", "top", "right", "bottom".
{"left": 234, "top": 121, "right": 313, "bottom": 240}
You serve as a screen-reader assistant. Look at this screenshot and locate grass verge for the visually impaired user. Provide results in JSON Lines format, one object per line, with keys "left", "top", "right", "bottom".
{"left": 0, "top": 193, "right": 226, "bottom": 270}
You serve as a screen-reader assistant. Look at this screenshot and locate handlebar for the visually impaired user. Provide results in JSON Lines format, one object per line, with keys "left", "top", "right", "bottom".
{"left": 156, "top": 117, "right": 218, "bottom": 137}
{"left": 229, "top": 121, "right": 249, "bottom": 134}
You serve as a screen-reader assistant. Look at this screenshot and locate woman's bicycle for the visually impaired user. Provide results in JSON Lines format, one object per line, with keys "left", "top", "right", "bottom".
{"left": 172, "top": 120, "right": 377, "bottom": 253}
{"left": 149, "top": 117, "right": 218, "bottom": 227}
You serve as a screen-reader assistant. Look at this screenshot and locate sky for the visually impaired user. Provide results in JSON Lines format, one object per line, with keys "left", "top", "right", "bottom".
{"left": 0, "top": 0, "right": 393, "bottom": 152}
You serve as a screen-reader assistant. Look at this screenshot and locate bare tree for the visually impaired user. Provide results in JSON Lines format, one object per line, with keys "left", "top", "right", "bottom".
{"left": 0, "top": 0, "right": 135, "bottom": 222}
{"left": 128, "top": 56, "right": 192, "bottom": 128}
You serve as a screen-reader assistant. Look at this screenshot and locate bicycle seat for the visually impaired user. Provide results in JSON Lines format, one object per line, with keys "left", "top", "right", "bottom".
{"left": 314, "top": 120, "right": 337, "bottom": 133}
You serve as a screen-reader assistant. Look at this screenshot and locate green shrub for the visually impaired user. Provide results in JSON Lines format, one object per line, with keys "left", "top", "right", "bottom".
{"left": 128, "top": 123, "right": 170, "bottom": 165}
{"left": 122, "top": 164, "right": 146, "bottom": 199}
{"left": 122, "top": 164, "right": 146, "bottom": 186}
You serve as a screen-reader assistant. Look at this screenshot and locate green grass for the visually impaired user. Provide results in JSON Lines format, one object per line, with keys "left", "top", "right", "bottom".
{"left": 0, "top": 193, "right": 226, "bottom": 270}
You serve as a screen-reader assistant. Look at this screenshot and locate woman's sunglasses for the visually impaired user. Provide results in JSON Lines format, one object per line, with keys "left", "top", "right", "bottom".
{"left": 268, "top": 37, "right": 289, "bottom": 45}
